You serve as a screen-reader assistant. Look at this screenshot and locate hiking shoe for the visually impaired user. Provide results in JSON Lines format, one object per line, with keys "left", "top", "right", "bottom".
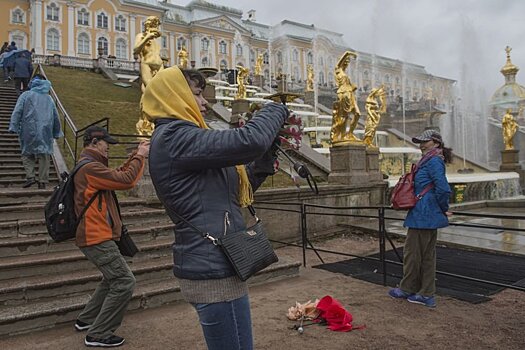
{"left": 407, "top": 294, "right": 436, "bottom": 308}
{"left": 85, "top": 335, "right": 125, "bottom": 347}
{"left": 74, "top": 319, "right": 91, "bottom": 331}
{"left": 388, "top": 288, "right": 413, "bottom": 299}
{"left": 22, "top": 179, "right": 37, "bottom": 188}
{"left": 38, "top": 182, "right": 46, "bottom": 189}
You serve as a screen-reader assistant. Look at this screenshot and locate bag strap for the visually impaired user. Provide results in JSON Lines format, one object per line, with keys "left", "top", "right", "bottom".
{"left": 110, "top": 191, "right": 123, "bottom": 221}
{"left": 71, "top": 159, "right": 100, "bottom": 224}
{"left": 76, "top": 191, "right": 100, "bottom": 222}
{"left": 165, "top": 204, "right": 259, "bottom": 245}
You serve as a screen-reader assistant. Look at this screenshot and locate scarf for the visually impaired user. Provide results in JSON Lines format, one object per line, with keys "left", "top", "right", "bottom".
{"left": 417, "top": 147, "right": 443, "bottom": 168}
{"left": 141, "top": 66, "right": 253, "bottom": 207}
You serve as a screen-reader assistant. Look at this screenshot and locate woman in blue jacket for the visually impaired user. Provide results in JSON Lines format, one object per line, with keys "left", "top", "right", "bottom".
{"left": 389, "top": 130, "right": 452, "bottom": 308}
{"left": 144, "top": 66, "right": 288, "bottom": 350}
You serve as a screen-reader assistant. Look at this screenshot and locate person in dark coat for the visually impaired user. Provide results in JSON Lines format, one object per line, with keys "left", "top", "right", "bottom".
{"left": 145, "top": 66, "right": 288, "bottom": 350}
{"left": 8, "top": 41, "right": 17, "bottom": 51}
{"left": 0, "top": 42, "right": 8, "bottom": 55}
{"left": 13, "top": 52, "right": 33, "bottom": 95}
{"left": 388, "top": 129, "right": 452, "bottom": 308}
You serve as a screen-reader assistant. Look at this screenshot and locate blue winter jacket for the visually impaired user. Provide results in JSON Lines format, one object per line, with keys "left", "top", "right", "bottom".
{"left": 149, "top": 102, "right": 288, "bottom": 280}
{"left": 8, "top": 79, "right": 63, "bottom": 155}
{"left": 404, "top": 156, "right": 451, "bottom": 229}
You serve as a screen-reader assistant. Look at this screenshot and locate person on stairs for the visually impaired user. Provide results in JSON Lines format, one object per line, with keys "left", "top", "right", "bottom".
{"left": 8, "top": 76, "right": 63, "bottom": 189}
{"left": 73, "top": 126, "right": 150, "bottom": 348}
{"left": 12, "top": 51, "right": 32, "bottom": 96}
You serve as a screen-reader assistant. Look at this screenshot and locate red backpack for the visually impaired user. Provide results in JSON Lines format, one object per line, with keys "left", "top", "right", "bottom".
{"left": 391, "top": 163, "right": 433, "bottom": 210}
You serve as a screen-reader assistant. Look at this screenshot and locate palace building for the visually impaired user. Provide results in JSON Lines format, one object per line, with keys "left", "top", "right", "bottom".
{"left": 0, "top": 0, "right": 454, "bottom": 104}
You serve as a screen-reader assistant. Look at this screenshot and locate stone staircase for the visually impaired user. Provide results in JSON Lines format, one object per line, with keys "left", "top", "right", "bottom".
{"left": 0, "top": 78, "right": 300, "bottom": 337}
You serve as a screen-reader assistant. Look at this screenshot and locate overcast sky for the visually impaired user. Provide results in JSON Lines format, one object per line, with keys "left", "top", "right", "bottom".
{"left": 185, "top": 0, "right": 525, "bottom": 97}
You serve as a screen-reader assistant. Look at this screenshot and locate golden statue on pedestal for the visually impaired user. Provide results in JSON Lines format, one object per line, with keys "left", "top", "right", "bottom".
{"left": 235, "top": 65, "right": 249, "bottom": 100}
{"left": 306, "top": 65, "right": 314, "bottom": 92}
{"left": 178, "top": 46, "right": 189, "bottom": 69}
{"left": 363, "top": 85, "right": 387, "bottom": 148}
{"left": 254, "top": 54, "right": 263, "bottom": 76}
{"left": 331, "top": 51, "right": 361, "bottom": 145}
{"left": 502, "top": 108, "right": 519, "bottom": 150}
{"left": 133, "top": 16, "right": 163, "bottom": 136}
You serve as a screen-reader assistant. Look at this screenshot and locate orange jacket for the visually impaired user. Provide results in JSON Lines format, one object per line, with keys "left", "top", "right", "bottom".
{"left": 74, "top": 148, "right": 145, "bottom": 247}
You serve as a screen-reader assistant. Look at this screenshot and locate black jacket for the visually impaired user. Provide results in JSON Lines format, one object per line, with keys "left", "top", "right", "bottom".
{"left": 149, "top": 102, "right": 288, "bottom": 280}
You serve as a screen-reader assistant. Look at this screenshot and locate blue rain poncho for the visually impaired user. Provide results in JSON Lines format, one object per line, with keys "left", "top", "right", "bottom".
{"left": 8, "top": 79, "right": 64, "bottom": 155}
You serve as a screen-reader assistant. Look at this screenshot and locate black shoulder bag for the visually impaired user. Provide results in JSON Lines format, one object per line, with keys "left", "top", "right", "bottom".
{"left": 111, "top": 192, "right": 139, "bottom": 257}
{"left": 169, "top": 205, "right": 278, "bottom": 282}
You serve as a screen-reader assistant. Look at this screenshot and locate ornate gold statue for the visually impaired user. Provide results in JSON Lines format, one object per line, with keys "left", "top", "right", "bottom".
{"left": 502, "top": 108, "right": 519, "bottom": 150}
{"left": 133, "top": 16, "right": 163, "bottom": 136}
{"left": 363, "top": 85, "right": 387, "bottom": 148}
{"left": 254, "top": 54, "right": 263, "bottom": 76}
{"left": 178, "top": 45, "right": 189, "bottom": 69}
{"left": 306, "top": 65, "right": 314, "bottom": 92}
{"left": 331, "top": 51, "right": 361, "bottom": 145}
{"left": 235, "top": 65, "right": 249, "bottom": 100}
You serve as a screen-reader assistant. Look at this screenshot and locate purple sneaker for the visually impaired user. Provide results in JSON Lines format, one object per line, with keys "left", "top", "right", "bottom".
{"left": 407, "top": 294, "right": 436, "bottom": 308}
{"left": 388, "top": 288, "right": 413, "bottom": 299}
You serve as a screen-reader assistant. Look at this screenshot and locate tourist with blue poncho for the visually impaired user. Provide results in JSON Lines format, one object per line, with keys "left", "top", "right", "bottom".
{"left": 8, "top": 77, "right": 63, "bottom": 189}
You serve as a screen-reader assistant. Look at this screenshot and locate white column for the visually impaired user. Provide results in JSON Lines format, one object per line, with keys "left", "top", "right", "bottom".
{"left": 244, "top": 44, "right": 250, "bottom": 69}
{"left": 67, "top": 3, "right": 75, "bottom": 56}
{"left": 169, "top": 32, "right": 175, "bottom": 66}
{"left": 209, "top": 37, "right": 215, "bottom": 67}
{"left": 33, "top": 0, "right": 43, "bottom": 54}
{"left": 129, "top": 14, "right": 136, "bottom": 59}
{"left": 191, "top": 34, "right": 200, "bottom": 68}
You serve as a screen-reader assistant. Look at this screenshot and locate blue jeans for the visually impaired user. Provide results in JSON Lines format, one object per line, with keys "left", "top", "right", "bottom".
{"left": 192, "top": 295, "right": 253, "bottom": 350}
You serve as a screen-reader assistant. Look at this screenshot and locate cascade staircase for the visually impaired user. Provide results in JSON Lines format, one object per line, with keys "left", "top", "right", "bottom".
{"left": 0, "top": 77, "right": 300, "bottom": 337}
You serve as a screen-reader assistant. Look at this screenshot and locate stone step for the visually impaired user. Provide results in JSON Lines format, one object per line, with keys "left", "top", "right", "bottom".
{"left": 0, "top": 236, "right": 174, "bottom": 281}
{"left": 0, "top": 177, "right": 59, "bottom": 188}
{"left": 0, "top": 223, "right": 174, "bottom": 257}
{"left": 0, "top": 165, "right": 57, "bottom": 173}
{"left": 0, "top": 255, "right": 174, "bottom": 306}
{"left": 0, "top": 255, "right": 300, "bottom": 337}
{"left": 0, "top": 187, "right": 54, "bottom": 206}
{"left": 0, "top": 170, "right": 57, "bottom": 181}
{"left": 0, "top": 207, "right": 171, "bottom": 237}
{"left": 0, "top": 143, "right": 21, "bottom": 148}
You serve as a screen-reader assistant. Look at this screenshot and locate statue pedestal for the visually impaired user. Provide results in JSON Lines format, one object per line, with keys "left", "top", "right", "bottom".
{"left": 203, "top": 84, "right": 216, "bottom": 104}
{"left": 127, "top": 160, "right": 157, "bottom": 199}
{"left": 231, "top": 99, "right": 250, "bottom": 127}
{"left": 366, "top": 147, "right": 384, "bottom": 183}
{"left": 304, "top": 91, "right": 315, "bottom": 106}
{"left": 328, "top": 143, "right": 370, "bottom": 185}
{"left": 253, "top": 75, "right": 264, "bottom": 89}
{"left": 500, "top": 149, "right": 525, "bottom": 191}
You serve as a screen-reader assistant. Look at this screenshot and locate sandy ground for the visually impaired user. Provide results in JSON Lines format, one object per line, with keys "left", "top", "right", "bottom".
{"left": 1, "top": 233, "right": 524, "bottom": 350}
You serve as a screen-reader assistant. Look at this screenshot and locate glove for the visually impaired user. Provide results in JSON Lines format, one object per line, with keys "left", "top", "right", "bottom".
{"left": 278, "top": 111, "right": 303, "bottom": 150}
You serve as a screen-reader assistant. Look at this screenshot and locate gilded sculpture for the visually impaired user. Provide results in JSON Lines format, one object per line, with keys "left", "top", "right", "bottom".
{"left": 306, "top": 65, "right": 314, "bottom": 92}
{"left": 254, "top": 54, "right": 263, "bottom": 76}
{"left": 178, "top": 45, "right": 189, "bottom": 69}
{"left": 502, "top": 108, "right": 519, "bottom": 150}
{"left": 363, "top": 85, "right": 387, "bottom": 148}
{"left": 235, "top": 65, "right": 249, "bottom": 100}
{"left": 133, "top": 16, "right": 163, "bottom": 136}
{"left": 331, "top": 51, "right": 361, "bottom": 145}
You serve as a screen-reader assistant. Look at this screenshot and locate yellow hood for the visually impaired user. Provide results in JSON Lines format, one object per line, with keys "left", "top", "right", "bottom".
{"left": 142, "top": 66, "right": 208, "bottom": 129}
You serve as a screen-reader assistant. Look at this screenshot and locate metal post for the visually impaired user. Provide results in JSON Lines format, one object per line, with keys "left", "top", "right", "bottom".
{"left": 300, "top": 203, "right": 307, "bottom": 267}
{"left": 379, "top": 207, "right": 387, "bottom": 286}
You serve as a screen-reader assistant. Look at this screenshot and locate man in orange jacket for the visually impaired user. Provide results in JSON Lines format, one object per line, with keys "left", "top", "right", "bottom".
{"left": 73, "top": 126, "right": 150, "bottom": 348}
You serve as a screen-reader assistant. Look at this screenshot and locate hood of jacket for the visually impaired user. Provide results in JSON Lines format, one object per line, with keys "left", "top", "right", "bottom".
{"left": 30, "top": 79, "right": 51, "bottom": 94}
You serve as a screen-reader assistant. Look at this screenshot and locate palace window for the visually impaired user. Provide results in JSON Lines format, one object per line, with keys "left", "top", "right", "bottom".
{"left": 47, "top": 28, "right": 59, "bottom": 51}
{"left": 115, "top": 15, "right": 126, "bottom": 32}
{"left": 264, "top": 69, "right": 269, "bottom": 80}
{"left": 307, "top": 52, "right": 313, "bottom": 65}
{"left": 263, "top": 52, "right": 269, "bottom": 64}
{"left": 12, "top": 9, "right": 24, "bottom": 24}
{"left": 201, "top": 56, "right": 208, "bottom": 67}
{"left": 97, "top": 37, "right": 108, "bottom": 56}
{"left": 46, "top": 3, "right": 59, "bottom": 21}
{"left": 78, "top": 33, "right": 90, "bottom": 55}
{"left": 78, "top": 8, "right": 89, "bottom": 26}
{"left": 220, "top": 59, "right": 228, "bottom": 70}
{"left": 276, "top": 51, "right": 282, "bottom": 64}
{"left": 292, "top": 49, "right": 298, "bottom": 62}
{"left": 319, "top": 71, "right": 325, "bottom": 85}
{"left": 116, "top": 39, "right": 127, "bottom": 59}
{"left": 219, "top": 41, "right": 227, "bottom": 54}
{"left": 250, "top": 49, "right": 255, "bottom": 63}
{"left": 177, "top": 37, "right": 186, "bottom": 51}
{"left": 161, "top": 36, "right": 167, "bottom": 48}
{"left": 236, "top": 44, "right": 242, "bottom": 57}
{"left": 201, "top": 38, "right": 209, "bottom": 51}
{"left": 11, "top": 34, "right": 24, "bottom": 50}
{"left": 97, "top": 12, "right": 108, "bottom": 29}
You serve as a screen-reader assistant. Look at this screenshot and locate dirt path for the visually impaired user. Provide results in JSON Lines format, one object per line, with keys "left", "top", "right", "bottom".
{"left": 2, "top": 234, "right": 524, "bottom": 349}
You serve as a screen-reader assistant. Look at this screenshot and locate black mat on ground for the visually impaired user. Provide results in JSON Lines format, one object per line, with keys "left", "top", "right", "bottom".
{"left": 313, "top": 246, "right": 525, "bottom": 304}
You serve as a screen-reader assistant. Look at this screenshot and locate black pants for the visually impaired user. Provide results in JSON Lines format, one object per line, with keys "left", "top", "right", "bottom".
{"left": 14, "top": 77, "right": 29, "bottom": 95}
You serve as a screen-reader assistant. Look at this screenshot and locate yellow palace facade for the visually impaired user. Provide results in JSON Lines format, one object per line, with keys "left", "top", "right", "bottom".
{"left": 0, "top": 0, "right": 454, "bottom": 103}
